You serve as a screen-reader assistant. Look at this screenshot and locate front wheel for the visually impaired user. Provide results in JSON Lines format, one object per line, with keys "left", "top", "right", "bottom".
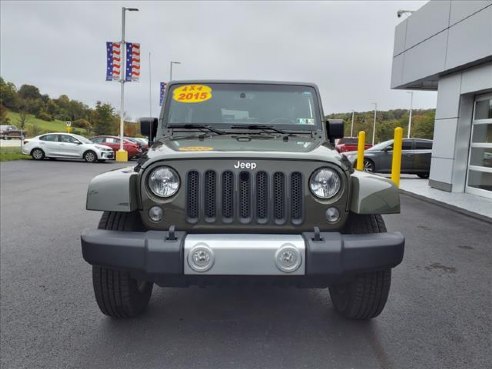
{"left": 92, "top": 212, "right": 153, "bottom": 318}
{"left": 329, "top": 214, "right": 392, "bottom": 320}
{"left": 363, "top": 158, "right": 375, "bottom": 172}
{"left": 417, "top": 173, "right": 429, "bottom": 179}
{"left": 83, "top": 150, "right": 97, "bottom": 163}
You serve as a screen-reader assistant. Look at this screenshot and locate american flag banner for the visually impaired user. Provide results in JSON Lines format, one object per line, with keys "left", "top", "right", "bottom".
{"left": 125, "top": 42, "right": 141, "bottom": 82}
{"left": 159, "top": 82, "right": 167, "bottom": 106}
{"left": 106, "top": 42, "right": 122, "bottom": 81}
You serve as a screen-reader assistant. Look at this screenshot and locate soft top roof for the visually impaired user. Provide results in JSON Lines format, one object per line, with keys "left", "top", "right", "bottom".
{"left": 167, "top": 80, "right": 319, "bottom": 89}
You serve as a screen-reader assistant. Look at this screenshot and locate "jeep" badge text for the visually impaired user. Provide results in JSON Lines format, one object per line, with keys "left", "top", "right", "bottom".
{"left": 234, "top": 161, "right": 257, "bottom": 170}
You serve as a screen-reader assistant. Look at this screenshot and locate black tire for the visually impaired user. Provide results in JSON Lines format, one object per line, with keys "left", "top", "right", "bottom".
{"left": 363, "top": 158, "right": 375, "bottom": 172}
{"left": 417, "top": 173, "right": 429, "bottom": 179}
{"left": 329, "top": 214, "right": 392, "bottom": 320}
{"left": 84, "top": 150, "right": 97, "bottom": 163}
{"left": 31, "top": 148, "right": 45, "bottom": 160}
{"left": 92, "top": 212, "right": 153, "bottom": 318}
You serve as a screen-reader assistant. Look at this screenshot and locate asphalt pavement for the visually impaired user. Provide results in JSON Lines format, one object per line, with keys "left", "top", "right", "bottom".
{"left": 1, "top": 160, "right": 491, "bottom": 369}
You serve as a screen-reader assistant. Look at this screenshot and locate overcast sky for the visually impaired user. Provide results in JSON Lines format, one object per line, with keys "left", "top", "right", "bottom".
{"left": 1, "top": 0, "right": 436, "bottom": 120}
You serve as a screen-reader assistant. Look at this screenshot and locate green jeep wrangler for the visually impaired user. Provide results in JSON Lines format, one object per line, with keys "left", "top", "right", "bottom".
{"left": 81, "top": 81, "right": 404, "bottom": 320}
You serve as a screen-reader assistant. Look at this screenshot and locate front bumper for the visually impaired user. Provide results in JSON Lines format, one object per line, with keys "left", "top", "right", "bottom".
{"left": 81, "top": 230, "right": 404, "bottom": 286}
{"left": 99, "top": 151, "right": 114, "bottom": 159}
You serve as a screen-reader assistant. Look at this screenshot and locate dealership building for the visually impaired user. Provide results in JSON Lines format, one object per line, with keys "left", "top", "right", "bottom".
{"left": 391, "top": 0, "right": 492, "bottom": 199}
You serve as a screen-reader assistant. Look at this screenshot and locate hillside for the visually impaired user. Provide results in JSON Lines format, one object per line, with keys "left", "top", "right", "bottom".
{"left": 5, "top": 111, "right": 88, "bottom": 136}
{"left": 326, "top": 109, "right": 435, "bottom": 143}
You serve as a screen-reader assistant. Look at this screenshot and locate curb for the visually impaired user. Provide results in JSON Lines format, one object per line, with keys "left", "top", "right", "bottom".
{"left": 399, "top": 189, "right": 492, "bottom": 224}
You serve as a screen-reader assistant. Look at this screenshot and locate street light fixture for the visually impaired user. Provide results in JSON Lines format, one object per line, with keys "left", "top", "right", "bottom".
{"left": 371, "top": 103, "right": 377, "bottom": 146}
{"left": 397, "top": 10, "right": 415, "bottom": 18}
{"left": 116, "top": 6, "right": 139, "bottom": 162}
{"left": 170, "top": 61, "right": 181, "bottom": 81}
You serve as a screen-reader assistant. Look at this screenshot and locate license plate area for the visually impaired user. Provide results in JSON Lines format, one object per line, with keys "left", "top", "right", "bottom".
{"left": 184, "top": 234, "right": 305, "bottom": 275}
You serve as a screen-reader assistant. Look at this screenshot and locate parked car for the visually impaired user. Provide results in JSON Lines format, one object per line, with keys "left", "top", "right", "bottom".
{"left": 91, "top": 135, "right": 143, "bottom": 159}
{"left": 125, "top": 136, "right": 149, "bottom": 151}
{"left": 344, "top": 138, "right": 433, "bottom": 178}
{"left": 22, "top": 133, "right": 114, "bottom": 162}
{"left": 81, "top": 80, "right": 405, "bottom": 321}
{"left": 335, "top": 137, "right": 372, "bottom": 153}
{"left": 0, "top": 124, "right": 25, "bottom": 140}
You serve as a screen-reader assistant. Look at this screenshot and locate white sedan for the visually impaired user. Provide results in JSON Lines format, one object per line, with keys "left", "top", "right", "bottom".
{"left": 22, "top": 133, "right": 114, "bottom": 163}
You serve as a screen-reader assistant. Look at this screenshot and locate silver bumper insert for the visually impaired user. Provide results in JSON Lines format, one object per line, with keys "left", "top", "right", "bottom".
{"left": 184, "top": 234, "right": 305, "bottom": 275}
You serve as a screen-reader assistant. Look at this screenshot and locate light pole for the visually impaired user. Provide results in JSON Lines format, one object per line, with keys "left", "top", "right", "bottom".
{"left": 371, "top": 103, "right": 377, "bottom": 145}
{"left": 149, "top": 52, "right": 152, "bottom": 116}
{"left": 117, "top": 6, "right": 139, "bottom": 162}
{"left": 407, "top": 91, "right": 413, "bottom": 138}
{"left": 350, "top": 110, "right": 355, "bottom": 137}
{"left": 170, "top": 61, "right": 181, "bottom": 81}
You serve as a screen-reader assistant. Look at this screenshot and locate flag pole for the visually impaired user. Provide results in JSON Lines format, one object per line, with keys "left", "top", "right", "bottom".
{"left": 116, "top": 6, "right": 128, "bottom": 162}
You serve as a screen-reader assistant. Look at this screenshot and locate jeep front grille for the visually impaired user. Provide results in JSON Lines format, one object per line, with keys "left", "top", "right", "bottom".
{"left": 186, "top": 170, "right": 304, "bottom": 225}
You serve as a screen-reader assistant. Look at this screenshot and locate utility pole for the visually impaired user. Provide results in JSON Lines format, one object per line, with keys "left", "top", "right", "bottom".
{"left": 372, "top": 103, "right": 377, "bottom": 145}
{"left": 170, "top": 61, "right": 181, "bottom": 81}
{"left": 351, "top": 110, "right": 355, "bottom": 137}
{"left": 149, "top": 52, "right": 152, "bottom": 117}
{"left": 407, "top": 91, "right": 413, "bottom": 138}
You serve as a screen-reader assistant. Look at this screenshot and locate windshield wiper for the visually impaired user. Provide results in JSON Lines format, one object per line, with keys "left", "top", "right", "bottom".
{"left": 231, "top": 124, "right": 288, "bottom": 134}
{"left": 169, "top": 124, "right": 226, "bottom": 135}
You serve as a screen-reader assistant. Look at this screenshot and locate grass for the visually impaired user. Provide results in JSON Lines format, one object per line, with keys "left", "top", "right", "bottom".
{"left": 6, "top": 111, "right": 87, "bottom": 135}
{"left": 0, "top": 147, "right": 29, "bottom": 162}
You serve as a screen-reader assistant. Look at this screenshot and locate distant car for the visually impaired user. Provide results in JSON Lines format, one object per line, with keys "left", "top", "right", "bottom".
{"left": 91, "top": 135, "right": 143, "bottom": 159}
{"left": 0, "top": 124, "right": 25, "bottom": 140}
{"left": 344, "top": 138, "right": 433, "bottom": 178}
{"left": 22, "top": 133, "right": 114, "bottom": 162}
{"left": 335, "top": 137, "right": 372, "bottom": 152}
{"left": 125, "top": 137, "right": 149, "bottom": 151}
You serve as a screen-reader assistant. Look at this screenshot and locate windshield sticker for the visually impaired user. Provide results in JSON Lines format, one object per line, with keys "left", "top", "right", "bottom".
{"left": 297, "top": 118, "right": 315, "bottom": 125}
{"left": 173, "top": 85, "right": 212, "bottom": 103}
{"left": 178, "top": 146, "right": 214, "bottom": 152}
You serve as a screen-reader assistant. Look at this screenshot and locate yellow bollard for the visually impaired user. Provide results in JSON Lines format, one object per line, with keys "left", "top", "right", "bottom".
{"left": 66, "top": 127, "right": 72, "bottom": 133}
{"left": 391, "top": 127, "right": 403, "bottom": 187}
{"left": 356, "top": 131, "right": 365, "bottom": 171}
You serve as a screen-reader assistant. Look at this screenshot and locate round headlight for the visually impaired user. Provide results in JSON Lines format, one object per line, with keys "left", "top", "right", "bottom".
{"left": 310, "top": 168, "right": 341, "bottom": 199}
{"left": 148, "top": 166, "right": 180, "bottom": 198}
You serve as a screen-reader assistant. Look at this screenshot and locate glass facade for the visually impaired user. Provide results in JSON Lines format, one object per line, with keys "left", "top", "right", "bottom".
{"left": 467, "top": 94, "right": 492, "bottom": 197}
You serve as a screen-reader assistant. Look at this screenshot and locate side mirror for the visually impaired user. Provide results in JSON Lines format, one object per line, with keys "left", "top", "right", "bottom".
{"left": 326, "top": 119, "right": 344, "bottom": 143}
{"left": 139, "top": 117, "right": 158, "bottom": 144}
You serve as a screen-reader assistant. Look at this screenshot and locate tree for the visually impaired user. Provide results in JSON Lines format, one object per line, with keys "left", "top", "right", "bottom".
{"left": 0, "top": 78, "right": 19, "bottom": 110}
{"left": 18, "top": 110, "right": 29, "bottom": 129}
{"left": 92, "top": 101, "right": 117, "bottom": 135}
{"left": 0, "top": 104, "right": 9, "bottom": 124}
{"left": 18, "top": 84, "right": 41, "bottom": 100}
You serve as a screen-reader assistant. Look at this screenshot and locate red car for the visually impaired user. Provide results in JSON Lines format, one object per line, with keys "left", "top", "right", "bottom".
{"left": 90, "top": 135, "right": 143, "bottom": 159}
{"left": 335, "top": 137, "right": 372, "bottom": 153}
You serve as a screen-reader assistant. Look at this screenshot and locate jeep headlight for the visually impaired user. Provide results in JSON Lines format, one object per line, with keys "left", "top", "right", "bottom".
{"left": 309, "top": 168, "right": 341, "bottom": 199}
{"left": 148, "top": 166, "right": 180, "bottom": 198}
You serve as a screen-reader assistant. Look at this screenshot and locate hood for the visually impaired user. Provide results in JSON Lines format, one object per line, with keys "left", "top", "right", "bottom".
{"left": 138, "top": 134, "right": 351, "bottom": 170}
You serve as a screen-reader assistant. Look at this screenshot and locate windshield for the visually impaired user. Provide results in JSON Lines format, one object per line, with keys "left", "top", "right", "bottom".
{"left": 368, "top": 139, "right": 393, "bottom": 151}
{"left": 73, "top": 134, "right": 92, "bottom": 144}
{"left": 164, "top": 83, "right": 321, "bottom": 131}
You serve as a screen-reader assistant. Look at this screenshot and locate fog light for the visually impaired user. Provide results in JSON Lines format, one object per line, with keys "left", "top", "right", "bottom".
{"left": 275, "top": 244, "right": 302, "bottom": 273}
{"left": 148, "top": 206, "right": 163, "bottom": 222}
{"left": 326, "top": 207, "right": 340, "bottom": 223}
{"left": 188, "top": 244, "right": 215, "bottom": 272}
